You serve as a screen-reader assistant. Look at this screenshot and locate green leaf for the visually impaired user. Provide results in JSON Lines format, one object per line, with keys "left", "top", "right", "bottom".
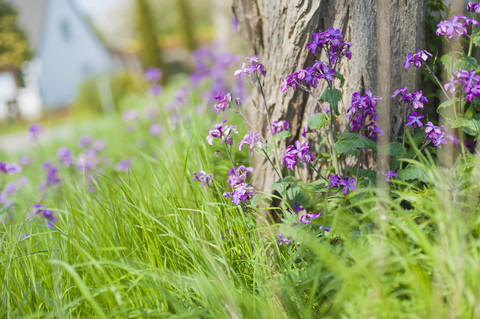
{"left": 437, "top": 100, "right": 451, "bottom": 112}
{"left": 472, "top": 30, "right": 480, "bottom": 48}
{"left": 286, "top": 185, "right": 312, "bottom": 207}
{"left": 455, "top": 56, "right": 479, "bottom": 71}
{"left": 452, "top": 117, "right": 480, "bottom": 137}
{"left": 274, "top": 130, "right": 292, "bottom": 141}
{"left": 440, "top": 51, "right": 463, "bottom": 73}
{"left": 378, "top": 142, "right": 406, "bottom": 157}
{"left": 397, "top": 166, "right": 428, "bottom": 182}
{"left": 321, "top": 88, "right": 342, "bottom": 116}
{"left": 334, "top": 71, "right": 345, "bottom": 88}
{"left": 307, "top": 112, "right": 328, "bottom": 130}
{"left": 334, "top": 133, "right": 377, "bottom": 154}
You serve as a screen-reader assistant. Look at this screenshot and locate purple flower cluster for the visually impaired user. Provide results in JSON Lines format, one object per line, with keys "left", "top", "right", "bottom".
{"left": 444, "top": 70, "right": 480, "bottom": 101}
{"left": 436, "top": 15, "right": 478, "bottom": 39}
{"left": 404, "top": 49, "right": 432, "bottom": 69}
{"left": 28, "top": 123, "right": 43, "bottom": 140}
{"left": 213, "top": 92, "right": 232, "bottom": 115}
{"left": 239, "top": 131, "right": 263, "bottom": 156}
{"left": 40, "top": 162, "right": 61, "bottom": 191}
{"left": 122, "top": 109, "right": 140, "bottom": 122}
{"left": 425, "top": 122, "right": 448, "bottom": 147}
{"left": 392, "top": 87, "right": 428, "bottom": 128}
{"left": 0, "top": 162, "right": 21, "bottom": 174}
{"left": 325, "top": 174, "right": 357, "bottom": 194}
{"left": 192, "top": 171, "right": 214, "bottom": 188}
{"left": 282, "top": 141, "right": 314, "bottom": 171}
{"left": 277, "top": 232, "right": 290, "bottom": 246}
{"left": 145, "top": 67, "right": 163, "bottom": 96}
{"left": 28, "top": 203, "right": 56, "bottom": 228}
{"left": 206, "top": 120, "right": 238, "bottom": 145}
{"left": 234, "top": 55, "right": 266, "bottom": 82}
{"left": 281, "top": 28, "right": 351, "bottom": 93}
{"left": 270, "top": 120, "right": 290, "bottom": 135}
{"left": 223, "top": 166, "right": 254, "bottom": 205}
{"left": 57, "top": 147, "right": 75, "bottom": 166}
{"left": 467, "top": 2, "right": 480, "bottom": 13}
{"left": 306, "top": 28, "right": 352, "bottom": 64}
{"left": 298, "top": 212, "right": 321, "bottom": 225}
{"left": 347, "top": 90, "right": 383, "bottom": 139}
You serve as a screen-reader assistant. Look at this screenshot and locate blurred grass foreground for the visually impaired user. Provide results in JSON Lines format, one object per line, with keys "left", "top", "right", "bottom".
{"left": 1, "top": 0, "right": 480, "bottom": 318}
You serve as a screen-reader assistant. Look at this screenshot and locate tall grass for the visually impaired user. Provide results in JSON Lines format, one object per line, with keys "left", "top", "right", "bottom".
{"left": 1, "top": 85, "right": 480, "bottom": 318}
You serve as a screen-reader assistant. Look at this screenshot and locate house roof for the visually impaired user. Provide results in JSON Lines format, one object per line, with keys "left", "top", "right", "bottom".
{"left": 6, "top": 0, "right": 49, "bottom": 52}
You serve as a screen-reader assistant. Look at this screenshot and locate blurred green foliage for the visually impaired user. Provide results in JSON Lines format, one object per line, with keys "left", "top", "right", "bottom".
{"left": 72, "top": 72, "right": 140, "bottom": 117}
{"left": 0, "top": 0, "right": 32, "bottom": 80}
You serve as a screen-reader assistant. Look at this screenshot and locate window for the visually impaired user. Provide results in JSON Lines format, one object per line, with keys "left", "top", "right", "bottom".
{"left": 60, "top": 19, "right": 72, "bottom": 41}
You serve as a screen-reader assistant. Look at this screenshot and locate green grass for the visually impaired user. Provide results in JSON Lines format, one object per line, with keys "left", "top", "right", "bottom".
{"left": 1, "top": 84, "right": 480, "bottom": 318}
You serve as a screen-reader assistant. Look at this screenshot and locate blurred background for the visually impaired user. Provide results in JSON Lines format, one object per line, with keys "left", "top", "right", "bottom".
{"left": 0, "top": 0, "right": 243, "bottom": 136}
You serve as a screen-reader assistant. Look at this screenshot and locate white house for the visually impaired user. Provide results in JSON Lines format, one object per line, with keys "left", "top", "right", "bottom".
{"left": 4, "top": 0, "right": 114, "bottom": 119}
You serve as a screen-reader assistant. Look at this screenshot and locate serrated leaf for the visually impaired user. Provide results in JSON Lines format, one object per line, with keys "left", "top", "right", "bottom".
{"left": 452, "top": 117, "right": 480, "bottom": 137}
{"left": 251, "top": 193, "right": 270, "bottom": 206}
{"left": 321, "top": 88, "right": 342, "bottom": 116}
{"left": 334, "top": 133, "right": 377, "bottom": 154}
{"left": 455, "top": 56, "right": 479, "bottom": 71}
{"left": 473, "top": 30, "right": 480, "bottom": 48}
{"left": 440, "top": 51, "right": 463, "bottom": 73}
{"left": 307, "top": 112, "right": 328, "bottom": 130}
{"left": 274, "top": 130, "right": 292, "bottom": 141}
{"left": 397, "top": 166, "right": 428, "bottom": 182}
{"left": 334, "top": 72, "right": 345, "bottom": 88}
{"left": 437, "top": 100, "right": 451, "bottom": 112}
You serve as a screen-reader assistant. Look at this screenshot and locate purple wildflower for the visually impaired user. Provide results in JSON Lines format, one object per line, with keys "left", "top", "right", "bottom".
{"left": 57, "top": 147, "right": 75, "bottom": 167}
{"left": 382, "top": 170, "right": 397, "bottom": 182}
{"left": 325, "top": 174, "right": 341, "bottom": 188}
{"left": 149, "top": 84, "right": 163, "bottom": 96}
{"left": 122, "top": 109, "right": 140, "bottom": 122}
{"left": 114, "top": 159, "right": 132, "bottom": 172}
{"left": 425, "top": 122, "right": 447, "bottom": 147}
{"left": 223, "top": 166, "right": 254, "bottom": 205}
{"left": 145, "top": 67, "right": 162, "bottom": 82}
{"left": 19, "top": 156, "right": 32, "bottom": 166}
{"left": 0, "top": 162, "right": 22, "bottom": 174}
{"left": 339, "top": 177, "right": 357, "bottom": 194}
{"left": 192, "top": 171, "right": 214, "bottom": 188}
{"left": 239, "top": 131, "right": 263, "bottom": 156}
{"left": 467, "top": 2, "right": 480, "bottom": 13}
{"left": 150, "top": 124, "right": 163, "bottom": 136}
{"left": 28, "top": 203, "right": 56, "bottom": 228}
{"left": 206, "top": 120, "right": 238, "bottom": 145}
{"left": 405, "top": 111, "right": 425, "bottom": 128}
{"left": 282, "top": 141, "right": 313, "bottom": 170}
{"left": 404, "top": 48, "right": 432, "bottom": 69}
{"left": 270, "top": 120, "right": 290, "bottom": 135}
{"left": 28, "top": 123, "right": 43, "bottom": 140}
{"left": 41, "top": 162, "right": 61, "bottom": 190}
{"left": 213, "top": 92, "right": 232, "bottom": 115}
{"left": 277, "top": 232, "right": 290, "bottom": 246}
{"left": 347, "top": 90, "right": 383, "bottom": 139}
{"left": 436, "top": 15, "right": 477, "bottom": 39}
{"left": 79, "top": 135, "right": 91, "bottom": 148}
{"left": 234, "top": 55, "right": 266, "bottom": 82}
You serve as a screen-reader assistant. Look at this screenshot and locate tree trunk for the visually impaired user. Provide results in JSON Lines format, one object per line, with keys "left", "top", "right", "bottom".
{"left": 232, "top": 0, "right": 425, "bottom": 192}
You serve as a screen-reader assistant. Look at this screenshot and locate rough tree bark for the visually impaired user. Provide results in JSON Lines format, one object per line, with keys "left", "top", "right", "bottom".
{"left": 232, "top": 0, "right": 425, "bottom": 193}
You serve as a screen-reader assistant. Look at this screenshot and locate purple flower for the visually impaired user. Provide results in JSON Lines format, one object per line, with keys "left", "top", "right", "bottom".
{"left": 348, "top": 90, "right": 383, "bottom": 139}
{"left": 339, "top": 177, "right": 357, "bottom": 194}
{"left": 19, "top": 156, "right": 32, "bottom": 166}
{"left": 425, "top": 122, "right": 447, "bottom": 147}
{"left": 149, "top": 84, "right": 163, "bottom": 96}
{"left": 282, "top": 140, "right": 313, "bottom": 170}
{"left": 57, "top": 147, "right": 75, "bottom": 167}
{"left": 79, "top": 135, "right": 91, "bottom": 148}
{"left": 404, "top": 48, "right": 432, "bottom": 69}
{"left": 145, "top": 67, "right": 162, "bottom": 82}
{"left": 150, "top": 124, "right": 163, "bottom": 136}
{"left": 239, "top": 131, "right": 263, "bottom": 156}
{"left": 122, "top": 110, "right": 140, "bottom": 122}
{"left": 92, "top": 139, "right": 106, "bottom": 152}
{"left": 41, "top": 162, "right": 61, "bottom": 190}
{"left": 28, "top": 204, "right": 57, "bottom": 228}
{"left": 206, "top": 120, "right": 238, "bottom": 145}
{"left": 467, "top": 2, "right": 480, "bottom": 13}
{"left": 382, "top": 170, "right": 397, "bottom": 182}
{"left": 277, "top": 232, "right": 290, "bottom": 246}
{"left": 270, "top": 120, "right": 290, "bottom": 135}
{"left": 405, "top": 111, "right": 425, "bottom": 128}
{"left": 325, "top": 174, "right": 341, "bottom": 188}
{"left": 28, "top": 123, "right": 43, "bottom": 140}
{"left": 192, "top": 171, "right": 214, "bottom": 188}
{"left": 114, "top": 159, "right": 132, "bottom": 172}
{"left": 0, "top": 162, "right": 22, "bottom": 174}
{"left": 223, "top": 166, "right": 254, "bottom": 205}
{"left": 436, "top": 15, "right": 477, "bottom": 39}
{"left": 213, "top": 92, "right": 232, "bottom": 115}
{"left": 234, "top": 55, "right": 266, "bottom": 82}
